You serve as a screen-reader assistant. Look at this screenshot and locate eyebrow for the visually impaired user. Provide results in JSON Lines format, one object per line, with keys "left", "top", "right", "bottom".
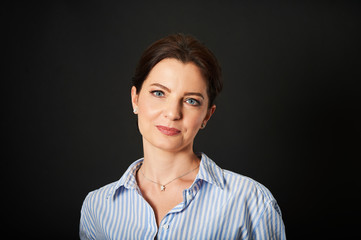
{"left": 150, "top": 83, "right": 205, "bottom": 99}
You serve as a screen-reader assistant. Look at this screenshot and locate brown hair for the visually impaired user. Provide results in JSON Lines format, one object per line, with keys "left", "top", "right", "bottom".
{"left": 131, "top": 33, "right": 223, "bottom": 107}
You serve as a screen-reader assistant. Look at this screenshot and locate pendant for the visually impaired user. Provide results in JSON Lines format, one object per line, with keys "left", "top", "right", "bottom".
{"left": 160, "top": 185, "right": 165, "bottom": 191}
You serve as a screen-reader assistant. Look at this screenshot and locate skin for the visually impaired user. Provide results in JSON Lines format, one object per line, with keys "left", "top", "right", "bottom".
{"left": 131, "top": 58, "right": 216, "bottom": 226}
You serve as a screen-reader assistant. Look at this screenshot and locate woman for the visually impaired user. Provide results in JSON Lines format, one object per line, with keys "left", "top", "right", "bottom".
{"left": 80, "top": 34, "right": 286, "bottom": 239}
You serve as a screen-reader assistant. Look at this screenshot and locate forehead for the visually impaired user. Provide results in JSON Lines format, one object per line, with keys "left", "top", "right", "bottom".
{"left": 143, "top": 58, "right": 208, "bottom": 92}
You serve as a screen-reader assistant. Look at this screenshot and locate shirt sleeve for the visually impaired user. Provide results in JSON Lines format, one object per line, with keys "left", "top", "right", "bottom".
{"left": 251, "top": 200, "right": 286, "bottom": 240}
{"left": 79, "top": 193, "right": 97, "bottom": 240}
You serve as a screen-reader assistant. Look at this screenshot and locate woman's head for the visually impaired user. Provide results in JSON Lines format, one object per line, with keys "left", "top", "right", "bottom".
{"left": 131, "top": 34, "right": 222, "bottom": 152}
{"left": 132, "top": 33, "right": 222, "bottom": 108}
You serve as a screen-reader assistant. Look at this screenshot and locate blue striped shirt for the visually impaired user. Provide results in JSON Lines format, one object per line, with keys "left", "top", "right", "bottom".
{"left": 80, "top": 153, "right": 286, "bottom": 239}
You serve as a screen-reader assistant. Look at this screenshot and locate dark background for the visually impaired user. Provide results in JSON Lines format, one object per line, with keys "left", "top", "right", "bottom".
{"left": 4, "top": 0, "right": 360, "bottom": 239}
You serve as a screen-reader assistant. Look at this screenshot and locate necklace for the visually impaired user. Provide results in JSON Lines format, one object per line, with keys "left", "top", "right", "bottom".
{"left": 140, "top": 164, "right": 200, "bottom": 191}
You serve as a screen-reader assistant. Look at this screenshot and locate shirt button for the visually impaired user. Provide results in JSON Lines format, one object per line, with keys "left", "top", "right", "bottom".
{"left": 163, "top": 224, "right": 169, "bottom": 229}
{"left": 187, "top": 193, "right": 192, "bottom": 201}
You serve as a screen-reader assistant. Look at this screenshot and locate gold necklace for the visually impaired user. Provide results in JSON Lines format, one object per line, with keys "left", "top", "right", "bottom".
{"left": 140, "top": 165, "right": 199, "bottom": 191}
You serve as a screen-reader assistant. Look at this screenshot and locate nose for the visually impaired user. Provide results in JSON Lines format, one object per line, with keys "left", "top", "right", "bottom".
{"left": 163, "top": 99, "right": 182, "bottom": 120}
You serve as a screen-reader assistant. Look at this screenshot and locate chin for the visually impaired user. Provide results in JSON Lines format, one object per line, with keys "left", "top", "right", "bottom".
{"left": 154, "top": 140, "right": 185, "bottom": 152}
{"left": 146, "top": 136, "right": 192, "bottom": 153}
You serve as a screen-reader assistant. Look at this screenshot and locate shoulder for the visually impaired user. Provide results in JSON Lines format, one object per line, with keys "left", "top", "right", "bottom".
{"left": 81, "top": 158, "right": 143, "bottom": 210}
{"left": 223, "top": 170, "right": 275, "bottom": 200}
{"left": 83, "top": 158, "right": 144, "bottom": 205}
{"left": 82, "top": 180, "right": 118, "bottom": 211}
{"left": 199, "top": 153, "right": 277, "bottom": 205}
{"left": 221, "top": 170, "right": 285, "bottom": 238}
{"left": 222, "top": 169, "right": 282, "bottom": 215}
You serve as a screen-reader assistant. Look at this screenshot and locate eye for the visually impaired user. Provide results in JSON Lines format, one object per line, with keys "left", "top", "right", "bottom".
{"left": 186, "top": 98, "right": 200, "bottom": 106}
{"left": 151, "top": 90, "right": 165, "bottom": 97}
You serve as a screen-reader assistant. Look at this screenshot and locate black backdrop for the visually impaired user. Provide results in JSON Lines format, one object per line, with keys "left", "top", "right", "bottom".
{"left": 4, "top": 1, "right": 360, "bottom": 239}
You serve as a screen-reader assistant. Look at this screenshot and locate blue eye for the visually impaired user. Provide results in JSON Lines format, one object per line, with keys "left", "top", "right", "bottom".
{"left": 186, "top": 98, "right": 200, "bottom": 106}
{"left": 151, "top": 90, "right": 164, "bottom": 97}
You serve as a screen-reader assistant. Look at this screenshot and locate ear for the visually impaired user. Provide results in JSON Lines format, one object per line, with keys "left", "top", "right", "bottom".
{"left": 202, "top": 104, "right": 216, "bottom": 128}
{"left": 131, "top": 86, "right": 139, "bottom": 112}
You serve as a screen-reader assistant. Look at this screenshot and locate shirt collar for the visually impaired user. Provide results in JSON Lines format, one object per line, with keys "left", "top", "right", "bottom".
{"left": 195, "top": 153, "right": 225, "bottom": 190}
{"left": 109, "top": 153, "right": 224, "bottom": 199}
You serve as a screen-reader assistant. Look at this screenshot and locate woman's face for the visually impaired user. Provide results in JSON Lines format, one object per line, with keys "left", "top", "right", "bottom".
{"left": 131, "top": 58, "right": 216, "bottom": 153}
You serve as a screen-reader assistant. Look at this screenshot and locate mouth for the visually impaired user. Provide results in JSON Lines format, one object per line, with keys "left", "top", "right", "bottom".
{"left": 156, "top": 125, "right": 181, "bottom": 136}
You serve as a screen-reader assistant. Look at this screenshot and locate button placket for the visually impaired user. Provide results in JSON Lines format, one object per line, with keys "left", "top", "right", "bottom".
{"left": 159, "top": 214, "right": 173, "bottom": 232}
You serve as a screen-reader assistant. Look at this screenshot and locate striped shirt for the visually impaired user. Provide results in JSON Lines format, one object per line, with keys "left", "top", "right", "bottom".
{"left": 80, "top": 153, "right": 286, "bottom": 239}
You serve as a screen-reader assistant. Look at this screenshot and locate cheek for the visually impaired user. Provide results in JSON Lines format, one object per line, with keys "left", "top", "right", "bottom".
{"left": 185, "top": 112, "right": 205, "bottom": 130}
{"left": 138, "top": 97, "right": 161, "bottom": 122}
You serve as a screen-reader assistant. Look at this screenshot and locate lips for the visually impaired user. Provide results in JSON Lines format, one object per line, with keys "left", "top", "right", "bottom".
{"left": 156, "top": 125, "right": 181, "bottom": 136}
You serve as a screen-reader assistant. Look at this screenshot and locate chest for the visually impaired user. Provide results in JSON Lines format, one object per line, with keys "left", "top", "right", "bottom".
{"left": 140, "top": 185, "right": 185, "bottom": 226}
{"left": 97, "top": 187, "right": 250, "bottom": 239}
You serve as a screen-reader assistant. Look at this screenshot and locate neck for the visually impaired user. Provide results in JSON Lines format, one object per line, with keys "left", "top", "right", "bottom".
{"left": 140, "top": 142, "right": 200, "bottom": 183}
